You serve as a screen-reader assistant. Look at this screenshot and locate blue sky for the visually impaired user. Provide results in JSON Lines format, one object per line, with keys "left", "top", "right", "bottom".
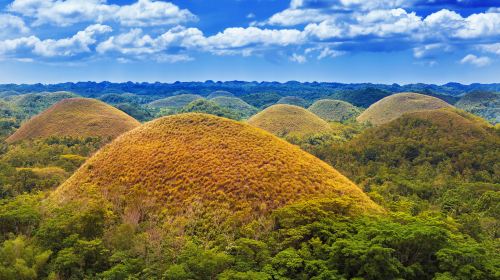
{"left": 0, "top": 0, "right": 498, "bottom": 84}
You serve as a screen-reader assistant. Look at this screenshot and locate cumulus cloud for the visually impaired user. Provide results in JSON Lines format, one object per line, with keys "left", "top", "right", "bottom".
{"left": 478, "top": 43, "right": 500, "bottom": 55}
{"left": 460, "top": 54, "right": 492, "bottom": 67}
{"left": 0, "top": 14, "right": 30, "bottom": 39}
{"left": 9, "top": 0, "right": 196, "bottom": 27}
{"left": 290, "top": 53, "right": 307, "bottom": 63}
{"left": 0, "top": 24, "right": 112, "bottom": 58}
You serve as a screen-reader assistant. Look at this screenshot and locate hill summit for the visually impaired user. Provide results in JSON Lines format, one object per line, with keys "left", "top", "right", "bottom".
{"left": 308, "top": 99, "right": 362, "bottom": 122}
{"left": 53, "top": 113, "right": 381, "bottom": 232}
{"left": 247, "top": 104, "right": 331, "bottom": 137}
{"left": 6, "top": 98, "right": 140, "bottom": 143}
{"left": 357, "top": 92, "right": 452, "bottom": 125}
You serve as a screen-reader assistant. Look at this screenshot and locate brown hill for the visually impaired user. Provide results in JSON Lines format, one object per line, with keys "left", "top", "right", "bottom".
{"left": 247, "top": 104, "right": 332, "bottom": 137}
{"left": 6, "top": 98, "right": 140, "bottom": 143}
{"left": 357, "top": 92, "right": 452, "bottom": 125}
{"left": 52, "top": 114, "right": 381, "bottom": 234}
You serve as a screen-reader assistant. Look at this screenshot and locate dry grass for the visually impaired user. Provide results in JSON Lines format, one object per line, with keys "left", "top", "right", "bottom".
{"left": 52, "top": 113, "right": 381, "bottom": 228}
{"left": 308, "top": 99, "right": 362, "bottom": 122}
{"left": 247, "top": 104, "right": 332, "bottom": 137}
{"left": 357, "top": 92, "right": 452, "bottom": 125}
{"left": 148, "top": 94, "right": 204, "bottom": 108}
{"left": 6, "top": 98, "right": 140, "bottom": 143}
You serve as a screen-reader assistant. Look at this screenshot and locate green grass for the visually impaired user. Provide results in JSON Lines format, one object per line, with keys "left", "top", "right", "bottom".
{"left": 308, "top": 99, "right": 362, "bottom": 122}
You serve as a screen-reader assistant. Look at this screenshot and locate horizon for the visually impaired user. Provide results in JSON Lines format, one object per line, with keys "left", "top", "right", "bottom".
{"left": 0, "top": 0, "right": 499, "bottom": 84}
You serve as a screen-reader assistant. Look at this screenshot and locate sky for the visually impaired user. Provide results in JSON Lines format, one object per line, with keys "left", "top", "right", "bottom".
{"left": 0, "top": 0, "right": 499, "bottom": 84}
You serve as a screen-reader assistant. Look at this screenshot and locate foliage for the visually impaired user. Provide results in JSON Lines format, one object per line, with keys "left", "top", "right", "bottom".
{"left": 148, "top": 94, "right": 203, "bottom": 109}
{"left": 277, "top": 96, "right": 310, "bottom": 108}
{"left": 210, "top": 97, "right": 258, "bottom": 120}
{"left": 179, "top": 99, "right": 241, "bottom": 120}
{"left": 308, "top": 99, "right": 362, "bottom": 122}
{"left": 207, "top": 90, "right": 235, "bottom": 99}
{"left": 456, "top": 91, "right": 499, "bottom": 124}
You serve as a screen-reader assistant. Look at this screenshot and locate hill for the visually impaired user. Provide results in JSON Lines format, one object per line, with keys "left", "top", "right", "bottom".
{"left": 148, "top": 94, "right": 203, "bottom": 109}
{"left": 52, "top": 113, "right": 381, "bottom": 233}
{"left": 211, "top": 96, "right": 258, "bottom": 119}
{"left": 247, "top": 104, "right": 332, "bottom": 137}
{"left": 456, "top": 91, "right": 499, "bottom": 124}
{"left": 309, "top": 99, "right": 362, "bottom": 122}
{"left": 207, "top": 90, "right": 235, "bottom": 99}
{"left": 276, "top": 96, "right": 309, "bottom": 108}
{"left": 357, "top": 92, "right": 452, "bottom": 125}
{"left": 6, "top": 98, "right": 140, "bottom": 143}
{"left": 7, "top": 91, "right": 79, "bottom": 118}
{"left": 179, "top": 99, "right": 240, "bottom": 120}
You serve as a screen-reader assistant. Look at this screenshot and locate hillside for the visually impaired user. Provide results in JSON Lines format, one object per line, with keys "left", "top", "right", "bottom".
{"left": 52, "top": 113, "right": 381, "bottom": 232}
{"left": 7, "top": 91, "right": 79, "bottom": 118}
{"left": 247, "top": 104, "right": 332, "bottom": 137}
{"left": 6, "top": 98, "right": 140, "bottom": 143}
{"left": 207, "top": 90, "right": 235, "bottom": 99}
{"left": 456, "top": 91, "right": 499, "bottom": 124}
{"left": 357, "top": 92, "right": 452, "bottom": 125}
{"left": 179, "top": 99, "right": 240, "bottom": 120}
{"left": 309, "top": 99, "right": 362, "bottom": 122}
{"left": 211, "top": 96, "right": 258, "bottom": 119}
{"left": 148, "top": 94, "right": 203, "bottom": 109}
{"left": 276, "top": 96, "right": 309, "bottom": 108}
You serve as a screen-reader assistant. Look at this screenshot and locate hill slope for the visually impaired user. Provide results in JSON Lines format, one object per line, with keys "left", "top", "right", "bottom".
{"left": 357, "top": 92, "right": 452, "bottom": 125}
{"left": 207, "top": 90, "right": 235, "bottom": 99}
{"left": 456, "top": 91, "right": 499, "bottom": 124}
{"left": 53, "top": 113, "right": 381, "bottom": 230}
{"left": 309, "top": 99, "right": 362, "bottom": 122}
{"left": 148, "top": 94, "right": 203, "bottom": 109}
{"left": 6, "top": 98, "right": 140, "bottom": 143}
{"left": 247, "top": 104, "right": 332, "bottom": 137}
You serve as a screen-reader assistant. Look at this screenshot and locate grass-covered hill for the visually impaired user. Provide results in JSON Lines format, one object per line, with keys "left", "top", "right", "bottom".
{"left": 309, "top": 99, "right": 362, "bottom": 122}
{"left": 179, "top": 99, "right": 240, "bottom": 120}
{"left": 456, "top": 91, "right": 499, "bottom": 124}
{"left": 247, "top": 104, "right": 332, "bottom": 137}
{"left": 357, "top": 92, "right": 452, "bottom": 125}
{"left": 52, "top": 113, "right": 381, "bottom": 233}
{"left": 6, "top": 98, "right": 140, "bottom": 143}
{"left": 148, "top": 94, "right": 203, "bottom": 109}
{"left": 211, "top": 96, "right": 258, "bottom": 119}
{"left": 207, "top": 90, "right": 235, "bottom": 99}
{"left": 6, "top": 91, "right": 79, "bottom": 118}
{"left": 276, "top": 96, "right": 310, "bottom": 108}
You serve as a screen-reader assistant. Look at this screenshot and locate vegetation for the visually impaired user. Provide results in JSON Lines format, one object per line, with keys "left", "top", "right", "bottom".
{"left": 6, "top": 98, "right": 140, "bottom": 143}
{"left": 5, "top": 91, "right": 79, "bottom": 119}
{"left": 247, "top": 104, "right": 332, "bottom": 137}
{"left": 207, "top": 90, "right": 235, "bottom": 99}
{"left": 211, "top": 97, "right": 258, "bottom": 120}
{"left": 456, "top": 91, "right": 499, "bottom": 124}
{"left": 179, "top": 99, "right": 241, "bottom": 120}
{"left": 276, "top": 96, "right": 310, "bottom": 108}
{"left": 357, "top": 92, "right": 452, "bottom": 125}
{"left": 308, "top": 99, "right": 362, "bottom": 122}
{"left": 148, "top": 94, "right": 204, "bottom": 109}
{"left": 241, "top": 92, "right": 282, "bottom": 109}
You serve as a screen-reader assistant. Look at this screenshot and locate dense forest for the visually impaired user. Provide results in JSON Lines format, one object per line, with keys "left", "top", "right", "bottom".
{"left": 0, "top": 86, "right": 498, "bottom": 279}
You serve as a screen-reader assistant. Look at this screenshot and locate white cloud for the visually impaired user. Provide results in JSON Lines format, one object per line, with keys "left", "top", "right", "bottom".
{"left": 0, "top": 24, "right": 112, "bottom": 58}
{"left": 290, "top": 53, "right": 306, "bottom": 63}
{"left": 460, "top": 54, "right": 492, "bottom": 67}
{"left": 0, "top": 14, "right": 30, "bottom": 39}
{"left": 9, "top": 0, "right": 196, "bottom": 27}
{"left": 413, "top": 43, "right": 452, "bottom": 59}
{"left": 266, "top": 9, "right": 331, "bottom": 26}
{"left": 318, "top": 47, "right": 344, "bottom": 59}
{"left": 478, "top": 43, "right": 500, "bottom": 56}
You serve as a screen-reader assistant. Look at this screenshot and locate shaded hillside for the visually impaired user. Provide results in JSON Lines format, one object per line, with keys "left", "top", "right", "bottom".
{"left": 276, "top": 96, "right": 309, "bottom": 108}
{"left": 53, "top": 113, "right": 381, "bottom": 235}
{"left": 328, "top": 88, "right": 391, "bottom": 108}
{"left": 247, "top": 104, "right": 332, "bottom": 137}
{"left": 148, "top": 94, "right": 203, "bottom": 109}
{"left": 309, "top": 99, "right": 362, "bottom": 122}
{"left": 6, "top": 98, "right": 140, "bottom": 143}
{"left": 357, "top": 92, "right": 452, "bottom": 125}
{"left": 456, "top": 91, "right": 499, "bottom": 124}
{"left": 7, "top": 91, "right": 79, "bottom": 118}
{"left": 241, "top": 92, "right": 282, "bottom": 109}
{"left": 211, "top": 96, "right": 258, "bottom": 119}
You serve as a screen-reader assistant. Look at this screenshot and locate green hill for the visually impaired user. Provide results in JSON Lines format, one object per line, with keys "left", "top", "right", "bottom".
{"left": 7, "top": 91, "right": 79, "bottom": 118}
{"left": 148, "top": 94, "right": 204, "bottom": 109}
{"left": 211, "top": 96, "right": 258, "bottom": 119}
{"left": 276, "top": 96, "right": 309, "bottom": 108}
{"left": 456, "top": 91, "right": 499, "bottom": 124}
{"left": 308, "top": 99, "right": 362, "bottom": 122}
{"left": 207, "top": 90, "right": 235, "bottom": 99}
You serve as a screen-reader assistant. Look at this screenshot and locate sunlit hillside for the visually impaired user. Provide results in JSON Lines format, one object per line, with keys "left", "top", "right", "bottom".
{"left": 309, "top": 99, "right": 362, "bottom": 122}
